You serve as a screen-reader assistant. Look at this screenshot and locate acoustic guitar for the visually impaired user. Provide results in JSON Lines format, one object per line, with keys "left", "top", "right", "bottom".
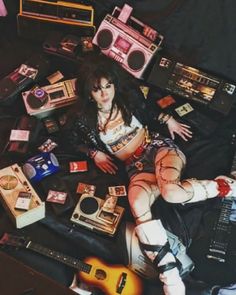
{"left": 0, "top": 233, "right": 143, "bottom": 295}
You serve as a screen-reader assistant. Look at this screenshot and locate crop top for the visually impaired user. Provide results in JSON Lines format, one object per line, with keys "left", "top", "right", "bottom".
{"left": 98, "top": 109, "right": 143, "bottom": 154}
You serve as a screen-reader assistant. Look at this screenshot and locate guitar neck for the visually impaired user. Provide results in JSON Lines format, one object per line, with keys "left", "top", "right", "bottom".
{"left": 0, "top": 233, "right": 144, "bottom": 295}
{"left": 26, "top": 241, "right": 91, "bottom": 274}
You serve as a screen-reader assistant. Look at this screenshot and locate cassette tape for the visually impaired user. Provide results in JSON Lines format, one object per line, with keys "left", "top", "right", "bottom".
{"left": 0, "top": 163, "right": 45, "bottom": 228}
{"left": 70, "top": 193, "right": 124, "bottom": 236}
{"left": 22, "top": 78, "right": 78, "bottom": 118}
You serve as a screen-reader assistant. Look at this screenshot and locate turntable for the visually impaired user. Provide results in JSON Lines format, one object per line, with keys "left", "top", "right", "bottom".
{"left": 71, "top": 193, "right": 125, "bottom": 236}
{"left": 22, "top": 78, "right": 78, "bottom": 118}
{"left": 0, "top": 164, "right": 45, "bottom": 228}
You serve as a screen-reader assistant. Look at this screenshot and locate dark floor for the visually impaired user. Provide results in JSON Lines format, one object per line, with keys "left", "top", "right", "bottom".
{"left": 1, "top": 1, "right": 236, "bottom": 295}
{"left": 0, "top": 251, "right": 75, "bottom": 295}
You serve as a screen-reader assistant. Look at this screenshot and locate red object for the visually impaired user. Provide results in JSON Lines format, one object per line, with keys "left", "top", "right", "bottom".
{"left": 69, "top": 161, "right": 88, "bottom": 173}
{"left": 215, "top": 178, "right": 230, "bottom": 197}
{"left": 125, "top": 142, "right": 148, "bottom": 165}
{"left": 156, "top": 95, "right": 176, "bottom": 109}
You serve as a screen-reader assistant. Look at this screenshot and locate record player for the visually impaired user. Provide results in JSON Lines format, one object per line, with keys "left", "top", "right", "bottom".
{"left": 71, "top": 193, "right": 125, "bottom": 236}
{"left": 0, "top": 164, "right": 45, "bottom": 228}
{"left": 22, "top": 78, "right": 78, "bottom": 118}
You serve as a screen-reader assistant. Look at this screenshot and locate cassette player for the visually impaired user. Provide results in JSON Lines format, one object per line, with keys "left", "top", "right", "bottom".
{"left": 147, "top": 55, "right": 236, "bottom": 115}
{"left": 20, "top": 0, "right": 94, "bottom": 26}
{"left": 0, "top": 163, "right": 45, "bottom": 228}
{"left": 22, "top": 78, "right": 77, "bottom": 118}
{"left": 93, "top": 3, "right": 163, "bottom": 79}
{"left": 22, "top": 152, "right": 60, "bottom": 183}
{"left": 71, "top": 193, "right": 125, "bottom": 236}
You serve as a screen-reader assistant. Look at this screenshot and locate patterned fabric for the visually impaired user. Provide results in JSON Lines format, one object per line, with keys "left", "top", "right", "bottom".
{"left": 125, "top": 132, "right": 183, "bottom": 178}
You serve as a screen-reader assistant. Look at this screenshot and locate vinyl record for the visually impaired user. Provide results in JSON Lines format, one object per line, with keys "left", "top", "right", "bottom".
{"left": 80, "top": 196, "right": 99, "bottom": 214}
{"left": 26, "top": 88, "right": 48, "bottom": 109}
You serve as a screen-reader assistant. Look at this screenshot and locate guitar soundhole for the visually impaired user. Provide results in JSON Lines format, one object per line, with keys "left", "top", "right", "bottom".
{"left": 95, "top": 269, "right": 107, "bottom": 280}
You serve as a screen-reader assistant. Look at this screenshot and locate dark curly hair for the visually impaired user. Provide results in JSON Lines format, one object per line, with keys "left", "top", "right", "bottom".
{"left": 75, "top": 53, "right": 136, "bottom": 128}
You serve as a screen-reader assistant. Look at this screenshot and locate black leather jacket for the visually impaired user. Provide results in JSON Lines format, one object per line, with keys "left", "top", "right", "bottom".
{"left": 64, "top": 87, "right": 163, "bottom": 157}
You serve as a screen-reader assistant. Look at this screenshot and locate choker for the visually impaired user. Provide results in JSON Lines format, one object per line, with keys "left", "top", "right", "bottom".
{"left": 98, "top": 104, "right": 115, "bottom": 114}
{"left": 98, "top": 108, "right": 112, "bottom": 114}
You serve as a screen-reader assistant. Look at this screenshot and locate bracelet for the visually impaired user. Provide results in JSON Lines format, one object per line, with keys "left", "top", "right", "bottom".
{"left": 165, "top": 115, "right": 172, "bottom": 124}
{"left": 215, "top": 178, "right": 230, "bottom": 198}
{"left": 88, "top": 148, "right": 98, "bottom": 159}
{"left": 158, "top": 113, "right": 172, "bottom": 125}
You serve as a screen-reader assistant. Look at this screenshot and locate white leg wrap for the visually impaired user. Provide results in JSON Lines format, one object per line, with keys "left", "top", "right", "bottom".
{"left": 135, "top": 219, "right": 167, "bottom": 246}
{"left": 135, "top": 220, "right": 185, "bottom": 295}
{"left": 183, "top": 179, "right": 218, "bottom": 203}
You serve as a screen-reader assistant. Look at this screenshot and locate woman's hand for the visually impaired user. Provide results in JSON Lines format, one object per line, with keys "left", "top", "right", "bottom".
{"left": 166, "top": 116, "right": 192, "bottom": 141}
{"left": 93, "top": 151, "right": 118, "bottom": 174}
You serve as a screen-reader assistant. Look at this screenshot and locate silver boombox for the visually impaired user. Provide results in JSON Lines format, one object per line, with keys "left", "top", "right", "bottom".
{"left": 92, "top": 4, "right": 164, "bottom": 79}
{"left": 71, "top": 193, "right": 125, "bottom": 236}
{"left": 22, "top": 78, "right": 77, "bottom": 118}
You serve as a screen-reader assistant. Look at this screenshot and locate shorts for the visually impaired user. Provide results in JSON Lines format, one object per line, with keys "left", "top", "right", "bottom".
{"left": 125, "top": 132, "right": 185, "bottom": 179}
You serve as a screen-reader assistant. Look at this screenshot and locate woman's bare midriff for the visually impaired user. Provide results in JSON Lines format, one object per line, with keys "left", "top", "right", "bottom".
{"left": 114, "top": 128, "right": 146, "bottom": 161}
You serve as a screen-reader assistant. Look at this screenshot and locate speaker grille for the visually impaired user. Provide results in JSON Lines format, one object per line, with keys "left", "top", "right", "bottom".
{"left": 23, "top": 163, "right": 36, "bottom": 179}
{"left": 96, "top": 29, "right": 113, "bottom": 49}
{"left": 127, "top": 50, "right": 145, "bottom": 71}
{"left": 50, "top": 153, "right": 59, "bottom": 167}
{"left": 0, "top": 175, "right": 18, "bottom": 190}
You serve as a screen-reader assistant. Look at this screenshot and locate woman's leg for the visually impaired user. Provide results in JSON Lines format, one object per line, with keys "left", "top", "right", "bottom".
{"left": 128, "top": 172, "right": 159, "bottom": 224}
{"left": 154, "top": 147, "right": 236, "bottom": 203}
{"left": 128, "top": 173, "right": 185, "bottom": 295}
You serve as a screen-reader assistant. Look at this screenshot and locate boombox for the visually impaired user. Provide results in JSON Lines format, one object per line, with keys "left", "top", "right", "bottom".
{"left": 71, "top": 193, "right": 125, "bottom": 236}
{"left": 20, "top": 0, "right": 94, "bottom": 26}
{"left": 147, "top": 55, "right": 236, "bottom": 115}
{"left": 0, "top": 163, "right": 45, "bottom": 228}
{"left": 22, "top": 78, "right": 77, "bottom": 118}
{"left": 93, "top": 4, "right": 163, "bottom": 79}
{"left": 22, "top": 152, "right": 60, "bottom": 183}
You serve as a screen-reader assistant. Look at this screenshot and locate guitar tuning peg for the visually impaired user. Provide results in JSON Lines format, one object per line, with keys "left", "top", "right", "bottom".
{"left": 230, "top": 133, "right": 236, "bottom": 145}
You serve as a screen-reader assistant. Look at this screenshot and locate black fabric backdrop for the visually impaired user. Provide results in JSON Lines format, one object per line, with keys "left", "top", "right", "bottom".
{"left": 1, "top": 1, "right": 236, "bottom": 294}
